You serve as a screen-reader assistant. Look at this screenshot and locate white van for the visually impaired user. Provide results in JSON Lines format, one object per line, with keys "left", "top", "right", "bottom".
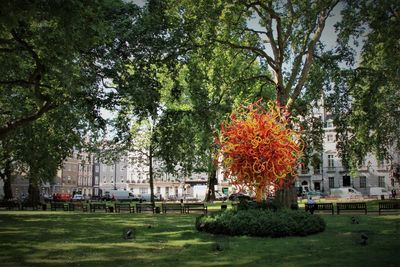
{"left": 369, "top": 187, "right": 390, "bottom": 199}
{"left": 104, "top": 190, "right": 140, "bottom": 201}
{"left": 330, "top": 187, "right": 362, "bottom": 199}
{"left": 140, "top": 193, "right": 162, "bottom": 202}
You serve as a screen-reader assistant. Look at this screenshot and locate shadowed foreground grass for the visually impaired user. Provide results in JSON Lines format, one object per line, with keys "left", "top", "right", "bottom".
{"left": 0, "top": 211, "right": 399, "bottom": 267}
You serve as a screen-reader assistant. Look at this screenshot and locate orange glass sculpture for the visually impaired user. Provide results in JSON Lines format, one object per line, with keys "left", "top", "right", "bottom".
{"left": 216, "top": 100, "right": 303, "bottom": 202}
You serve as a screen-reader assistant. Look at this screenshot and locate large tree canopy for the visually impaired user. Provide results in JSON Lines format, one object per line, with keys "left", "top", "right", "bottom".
{"left": 160, "top": 0, "right": 340, "bottom": 203}
{"left": 0, "top": 0, "right": 181, "bottom": 199}
{"left": 0, "top": 0, "right": 177, "bottom": 140}
{"left": 330, "top": 0, "right": 400, "bottom": 170}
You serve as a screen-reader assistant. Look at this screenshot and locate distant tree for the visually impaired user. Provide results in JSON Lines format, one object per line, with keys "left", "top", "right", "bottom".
{"left": 129, "top": 116, "right": 161, "bottom": 205}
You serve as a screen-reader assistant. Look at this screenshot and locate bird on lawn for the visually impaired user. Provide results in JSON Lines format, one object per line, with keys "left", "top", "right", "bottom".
{"left": 124, "top": 228, "right": 135, "bottom": 239}
{"left": 351, "top": 216, "right": 359, "bottom": 224}
{"left": 360, "top": 233, "right": 368, "bottom": 245}
{"left": 213, "top": 243, "right": 224, "bottom": 251}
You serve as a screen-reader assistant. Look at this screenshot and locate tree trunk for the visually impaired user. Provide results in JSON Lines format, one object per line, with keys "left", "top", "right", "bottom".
{"left": 149, "top": 145, "right": 155, "bottom": 206}
{"left": 28, "top": 178, "right": 40, "bottom": 205}
{"left": 275, "top": 183, "right": 297, "bottom": 209}
{"left": 1, "top": 159, "right": 13, "bottom": 200}
{"left": 205, "top": 161, "right": 217, "bottom": 202}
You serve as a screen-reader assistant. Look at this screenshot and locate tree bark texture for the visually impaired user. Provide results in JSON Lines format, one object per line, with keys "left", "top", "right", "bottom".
{"left": 1, "top": 159, "right": 13, "bottom": 200}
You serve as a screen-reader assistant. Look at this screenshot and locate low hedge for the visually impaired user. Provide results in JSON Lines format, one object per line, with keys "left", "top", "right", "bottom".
{"left": 196, "top": 209, "right": 326, "bottom": 237}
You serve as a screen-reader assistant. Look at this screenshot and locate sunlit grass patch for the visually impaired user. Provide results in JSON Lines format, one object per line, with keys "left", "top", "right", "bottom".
{"left": 0, "top": 211, "right": 399, "bottom": 266}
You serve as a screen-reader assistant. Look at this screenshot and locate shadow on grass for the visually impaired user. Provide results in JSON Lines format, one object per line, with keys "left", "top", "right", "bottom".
{"left": 0, "top": 211, "right": 399, "bottom": 266}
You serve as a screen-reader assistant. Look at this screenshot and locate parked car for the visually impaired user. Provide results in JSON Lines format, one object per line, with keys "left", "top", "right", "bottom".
{"left": 72, "top": 194, "right": 85, "bottom": 201}
{"left": 53, "top": 193, "right": 71, "bottom": 202}
{"left": 42, "top": 194, "right": 53, "bottom": 202}
{"left": 330, "top": 187, "right": 362, "bottom": 199}
{"left": 305, "top": 191, "right": 327, "bottom": 200}
{"left": 102, "top": 190, "right": 140, "bottom": 201}
{"left": 215, "top": 191, "right": 228, "bottom": 201}
{"left": 229, "top": 192, "right": 252, "bottom": 201}
{"left": 140, "top": 193, "right": 162, "bottom": 202}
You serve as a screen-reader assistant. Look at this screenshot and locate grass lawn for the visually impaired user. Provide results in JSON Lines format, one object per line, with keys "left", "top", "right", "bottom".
{"left": 0, "top": 210, "right": 399, "bottom": 267}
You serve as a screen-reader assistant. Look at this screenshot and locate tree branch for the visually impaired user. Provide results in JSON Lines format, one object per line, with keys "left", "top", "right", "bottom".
{"left": 214, "top": 38, "right": 277, "bottom": 70}
{"left": 286, "top": 1, "right": 339, "bottom": 111}
{"left": 234, "top": 74, "right": 276, "bottom": 86}
{"left": 0, "top": 101, "right": 58, "bottom": 139}
{"left": 242, "top": 27, "right": 269, "bottom": 37}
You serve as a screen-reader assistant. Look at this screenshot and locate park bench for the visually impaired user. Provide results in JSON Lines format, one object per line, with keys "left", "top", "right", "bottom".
{"left": 305, "top": 203, "right": 334, "bottom": 215}
{"left": 115, "top": 203, "right": 134, "bottom": 213}
{"left": 162, "top": 203, "right": 184, "bottom": 214}
{"left": 136, "top": 203, "right": 155, "bottom": 213}
{"left": 378, "top": 201, "right": 400, "bottom": 215}
{"left": 67, "top": 202, "right": 88, "bottom": 212}
{"left": 0, "top": 200, "right": 20, "bottom": 210}
{"left": 50, "top": 202, "right": 68, "bottom": 211}
{"left": 21, "top": 202, "right": 40, "bottom": 210}
{"left": 184, "top": 203, "right": 207, "bottom": 214}
{"left": 89, "top": 203, "right": 108, "bottom": 212}
{"left": 336, "top": 202, "right": 367, "bottom": 215}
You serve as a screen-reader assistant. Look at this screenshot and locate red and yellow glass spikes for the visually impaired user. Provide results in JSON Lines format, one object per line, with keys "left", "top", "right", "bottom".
{"left": 216, "top": 100, "right": 303, "bottom": 202}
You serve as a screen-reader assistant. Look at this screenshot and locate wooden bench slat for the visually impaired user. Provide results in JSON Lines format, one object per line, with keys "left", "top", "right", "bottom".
{"left": 378, "top": 201, "right": 400, "bottom": 215}
{"left": 67, "top": 202, "right": 88, "bottom": 212}
{"left": 184, "top": 203, "right": 207, "bottom": 214}
{"left": 305, "top": 203, "right": 334, "bottom": 215}
{"left": 136, "top": 203, "right": 155, "bottom": 213}
{"left": 50, "top": 202, "right": 68, "bottom": 211}
{"left": 337, "top": 202, "right": 367, "bottom": 214}
{"left": 162, "top": 203, "right": 184, "bottom": 214}
{"left": 89, "top": 203, "right": 108, "bottom": 212}
{"left": 115, "top": 203, "right": 134, "bottom": 213}
{"left": 0, "top": 201, "right": 21, "bottom": 210}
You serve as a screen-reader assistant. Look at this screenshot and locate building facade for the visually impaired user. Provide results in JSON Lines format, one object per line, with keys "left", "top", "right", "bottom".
{"left": 295, "top": 109, "right": 396, "bottom": 195}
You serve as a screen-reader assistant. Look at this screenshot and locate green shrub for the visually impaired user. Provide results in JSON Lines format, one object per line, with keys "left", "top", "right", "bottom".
{"left": 236, "top": 199, "right": 278, "bottom": 211}
{"left": 196, "top": 209, "right": 326, "bottom": 237}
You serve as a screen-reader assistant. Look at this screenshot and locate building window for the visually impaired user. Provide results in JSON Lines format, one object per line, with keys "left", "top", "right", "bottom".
{"left": 327, "top": 134, "right": 334, "bottom": 142}
{"left": 342, "top": 175, "right": 351, "bottom": 187}
{"left": 325, "top": 120, "right": 333, "bottom": 128}
{"left": 157, "top": 187, "right": 161, "bottom": 194}
{"left": 360, "top": 176, "right": 366, "bottom": 188}
{"left": 378, "top": 176, "right": 385, "bottom": 187}
{"left": 328, "top": 155, "right": 334, "bottom": 170}
{"left": 165, "top": 187, "right": 169, "bottom": 195}
{"left": 329, "top": 177, "right": 334, "bottom": 188}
